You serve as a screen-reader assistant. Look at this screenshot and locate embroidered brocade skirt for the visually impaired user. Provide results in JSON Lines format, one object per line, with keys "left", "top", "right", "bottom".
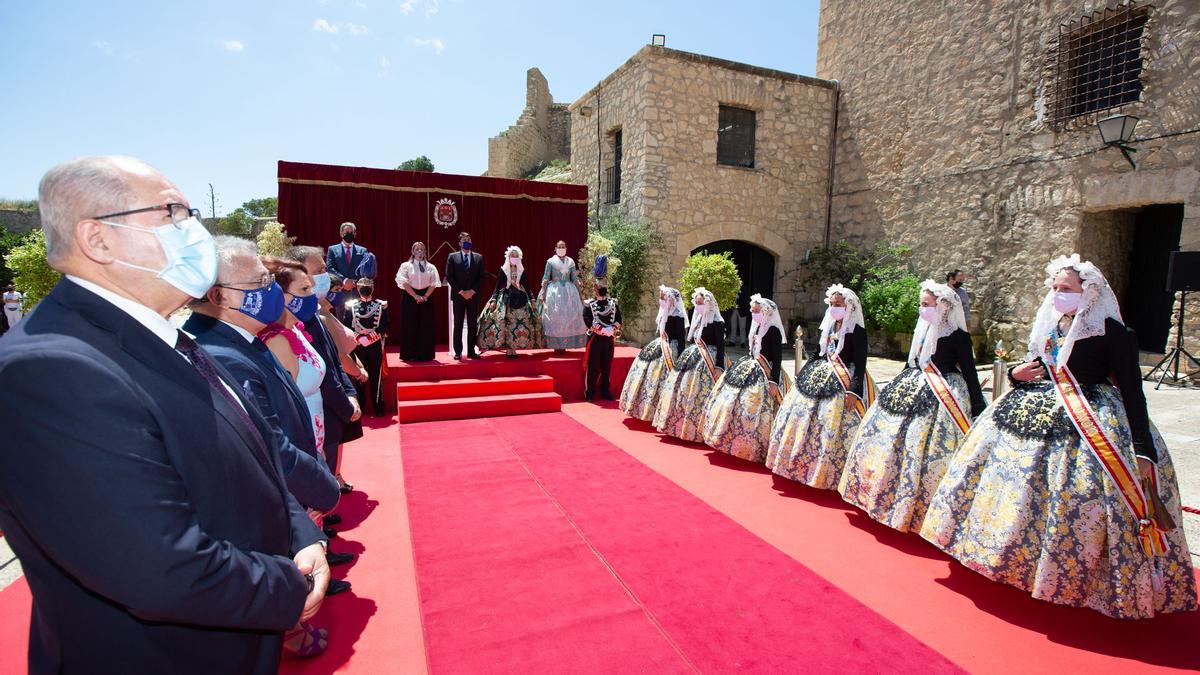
{"left": 540, "top": 281, "right": 587, "bottom": 349}
{"left": 919, "top": 381, "right": 1196, "bottom": 619}
{"left": 701, "top": 355, "right": 785, "bottom": 463}
{"left": 477, "top": 297, "right": 544, "bottom": 351}
{"left": 765, "top": 358, "right": 864, "bottom": 490}
{"left": 619, "top": 339, "right": 677, "bottom": 422}
{"left": 838, "top": 367, "right": 970, "bottom": 532}
{"left": 653, "top": 343, "right": 721, "bottom": 443}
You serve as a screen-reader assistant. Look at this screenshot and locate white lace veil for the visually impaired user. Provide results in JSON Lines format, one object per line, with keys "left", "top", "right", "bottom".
{"left": 818, "top": 284, "right": 865, "bottom": 357}
{"left": 655, "top": 285, "right": 689, "bottom": 335}
{"left": 502, "top": 245, "right": 524, "bottom": 285}
{"left": 1026, "top": 253, "right": 1123, "bottom": 367}
{"left": 907, "top": 279, "right": 967, "bottom": 368}
{"left": 687, "top": 287, "right": 723, "bottom": 341}
{"left": 748, "top": 294, "right": 785, "bottom": 358}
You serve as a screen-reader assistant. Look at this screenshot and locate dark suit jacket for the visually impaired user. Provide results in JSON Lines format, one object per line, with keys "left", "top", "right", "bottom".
{"left": 304, "top": 313, "right": 358, "bottom": 452}
{"left": 183, "top": 313, "right": 340, "bottom": 512}
{"left": 326, "top": 242, "right": 369, "bottom": 281}
{"left": 0, "top": 279, "right": 322, "bottom": 675}
{"left": 444, "top": 250, "right": 484, "bottom": 296}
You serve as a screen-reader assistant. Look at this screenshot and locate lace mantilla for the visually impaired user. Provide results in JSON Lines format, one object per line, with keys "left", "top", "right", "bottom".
{"left": 748, "top": 294, "right": 785, "bottom": 359}
{"left": 1026, "top": 253, "right": 1123, "bottom": 368}
{"left": 687, "top": 287, "right": 724, "bottom": 342}
{"left": 908, "top": 279, "right": 967, "bottom": 368}
{"left": 818, "top": 284, "right": 865, "bottom": 358}
{"left": 655, "top": 286, "right": 689, "bottom": 335}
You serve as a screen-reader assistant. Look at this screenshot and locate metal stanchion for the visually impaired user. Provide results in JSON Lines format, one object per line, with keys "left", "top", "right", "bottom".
{"left": 794, "top": 325, "right": 806, "bottom": 378}
{"left": 992, "top": 340, "right": 1008, "bottom": 401}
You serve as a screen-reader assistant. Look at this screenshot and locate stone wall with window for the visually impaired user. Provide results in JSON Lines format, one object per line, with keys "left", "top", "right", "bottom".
{"left": 571, "top": 46, "right": 837, "bottom": 340}
{"left": 817, "top": 0, "right": 1200, "bottom": 356}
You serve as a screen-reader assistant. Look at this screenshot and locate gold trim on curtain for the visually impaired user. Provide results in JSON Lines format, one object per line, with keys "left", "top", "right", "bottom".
{"left": 277, "top": 177, "right": 588, "bottom": 204}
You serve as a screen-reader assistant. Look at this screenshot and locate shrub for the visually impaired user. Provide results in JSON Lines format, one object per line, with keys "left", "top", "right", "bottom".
{"left": 256, "top": 221, "right": 294, "bottom": 258}
{"left": 4, "top": 229, "right": 61, "bottom": 310}
{"left": 594, "top": 214, "right": 662, "bottom": 328}
{"left": 860, "top": 274, "right": 921, "bottom": 334}
{"left": 798, "top": 241, "right": 912, "bottom": 292}
{"left": 576, "top": 230, "right": 621, "bottom": 293}
{"left": 677, "top": 251, "right": 741, "bottom": 311}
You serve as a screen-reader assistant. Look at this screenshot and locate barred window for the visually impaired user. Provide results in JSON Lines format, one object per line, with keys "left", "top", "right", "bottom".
{"left": 1051, "top": 2, "right": 1149, "bottom": 126}
{"left": 717, "top": 105, "right": 756, "bottom": 168}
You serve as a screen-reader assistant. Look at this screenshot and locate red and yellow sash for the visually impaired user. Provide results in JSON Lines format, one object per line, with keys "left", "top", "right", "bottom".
{"left": 695, "top": 337, "right": 719, "bottom": 381}
{"left": 756, "top": 353, "right": 786, "bottom": 404}
{"left": 1050, "top": 365, "right": 1169, "bottom": 557}
{"left": 829, "top": 353, "right": 876, "bottom": 416}
{"left": 659, "top": 331, "right": 676, "bottom": 371}
{"left": 921, "top": 362, "right": 971, "bottom": 435}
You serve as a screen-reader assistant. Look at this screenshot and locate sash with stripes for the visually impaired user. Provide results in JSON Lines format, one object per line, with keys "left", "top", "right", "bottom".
{"left": 695, "top": 337, "right": 719, "bottom": 382}
{"left": 659, "top": 331, "right": 676, "bottom": 371}
{"left": 755, "top": 353, "right": 786, "bottom": 404}
{"left": 921, "top": 362, "right": 971, "bottom": 435}
{"left": 1050, "top": 365, "right": 1169, "bottom": 557}
{"left": 828, "top": 353, "right": 877, "bottom": 416}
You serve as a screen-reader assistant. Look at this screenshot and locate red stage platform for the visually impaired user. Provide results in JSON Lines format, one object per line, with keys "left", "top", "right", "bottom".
{"left": 383, "top": 345, "right": 640, "bottom": 409}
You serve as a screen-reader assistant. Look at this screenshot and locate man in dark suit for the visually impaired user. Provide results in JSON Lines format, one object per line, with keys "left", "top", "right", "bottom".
{"left": 444, "top": 231, "right": 484, "bottom": 359}
{"left": 0, "top": 156, "right": 328, "bottom": 674}
{"left": 325, "top": 222, "right": 369, "bottom": 292}
{"left": 287, "top": 245, "right": 362, "bottom": 493}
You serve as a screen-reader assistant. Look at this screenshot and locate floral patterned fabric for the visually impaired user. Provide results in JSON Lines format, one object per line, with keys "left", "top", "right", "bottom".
{"left": 619, "top": 338, "right": 677, "bottom": 421}
{"left": 539, "top": 257, "right": 587, "bottom": 349}
{"left": 702, "top": 355, "right": 787, "bottom": 463}
{"left": 653, "top": 343, "right": 721, "bottom": 442}
{"left": 837, "top": 367, "right": 968, "bottom": 532}
{"left": 920, "top": 381, "right": 1196, "bottom": 619}
{"left": 477, "top": 296, "right": 544, "bottom": 352}
{"left": 766, "top": 358, "right": 864, "bottom": 489}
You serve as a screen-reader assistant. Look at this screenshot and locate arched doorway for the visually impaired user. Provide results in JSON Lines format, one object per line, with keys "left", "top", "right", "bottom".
{"left": 690, "top": 239, "right": 775, "bottom": 345}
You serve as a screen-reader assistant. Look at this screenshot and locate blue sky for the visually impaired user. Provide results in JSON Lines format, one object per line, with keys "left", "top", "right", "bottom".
{"left": 0, "top": 1, "right": 821, "bottom": 215}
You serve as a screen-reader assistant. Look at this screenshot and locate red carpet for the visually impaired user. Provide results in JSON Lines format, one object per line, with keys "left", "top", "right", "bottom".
{"left": 563, "top": 402, "right": 1200, "bottom": 673}
{"left": 396, "top": 375, "right": 561, "bottom": 423}
{"left": 400, "top": 412, "right": 960, "bottom": 673}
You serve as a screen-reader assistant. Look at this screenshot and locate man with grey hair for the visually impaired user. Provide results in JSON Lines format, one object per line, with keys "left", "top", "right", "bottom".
{"left": 0, "top": 156, "right": 328, "bottom": 674}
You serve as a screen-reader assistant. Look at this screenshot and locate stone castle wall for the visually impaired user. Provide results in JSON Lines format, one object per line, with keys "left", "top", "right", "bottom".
{"left": 571, "top": 46, "right": 836, "bottom": 340}
{"left": 817, "top": 0, "right": 1200, "bottom": 356}
{"left": 488, "top": 68, "right": 571, "bottom": 179}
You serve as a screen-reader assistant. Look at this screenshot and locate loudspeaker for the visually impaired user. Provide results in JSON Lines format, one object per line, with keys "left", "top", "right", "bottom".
{"left": 1165, "top": 251, "right": 1200, "bottom": 292}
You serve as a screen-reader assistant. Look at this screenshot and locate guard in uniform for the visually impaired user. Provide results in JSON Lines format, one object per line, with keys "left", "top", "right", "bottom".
{"left": 582, "top": 270, "right": 621, "bottom": 401}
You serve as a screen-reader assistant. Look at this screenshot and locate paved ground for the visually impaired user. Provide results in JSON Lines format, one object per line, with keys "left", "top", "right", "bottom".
{"left": 1, "top": 350, "right": 1195, "bottom": 590}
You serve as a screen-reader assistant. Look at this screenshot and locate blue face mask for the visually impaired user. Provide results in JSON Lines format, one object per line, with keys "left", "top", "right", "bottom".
{"left": 461, "top": 241, "right": 472, "bottom": 250}
{"left": 311, "top": 272, "right": 331, "bottom": 297}
{"left": 287, "top": 292, "right": 319, "bottom": 321}
{"left": 327, "top": 290, "right": 343, "bottom": 305}
{"left": 235, "top": 282, "right": 285, "bottom": 324}
{"left": 104, "top": 216, "right": 218, "bottom": 298}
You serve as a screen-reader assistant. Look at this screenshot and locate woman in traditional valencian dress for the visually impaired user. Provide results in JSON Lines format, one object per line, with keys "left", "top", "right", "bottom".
{"left": 921, "top": 255, "right": 1195, "bottom": 619}
{"left": 619, "top": 286, "right": 688, "bottom": 421}
{"left": 766, "top": 284, "right": 873, "bottom": 489}
{"left": 537, "top": 240, "right": 588, "bottom": 352}
{"left": 653, "top": 287, "right": 727, "bottom": 442}
{"left": 702, "top": 294, "right": 789, "bottom": 463}
{"left": 477, "top": 245, "right": 543, "bottom": 358}
{"left": 838, "top": 280, "right": 985, "bottom": 531}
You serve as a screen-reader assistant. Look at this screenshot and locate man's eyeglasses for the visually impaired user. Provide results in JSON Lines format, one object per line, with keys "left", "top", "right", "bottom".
{"left": 216, "top": 274, "right": 275, "bottom": 290}
{"left": 94, "top": 203, "right": 202, "bottom": 229}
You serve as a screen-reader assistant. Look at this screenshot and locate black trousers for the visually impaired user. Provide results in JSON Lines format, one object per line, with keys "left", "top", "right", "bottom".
{"left": 353, "top": 341, "right": 386, "bottom": 416}
{"left": 452, "top": 293, "right": 480, "bottom": 357}
{"left": 585, "top": 334, "right": 614, "bottom": 398}
{"left": 400, "top": 287, "right": 435, "bottom": 361}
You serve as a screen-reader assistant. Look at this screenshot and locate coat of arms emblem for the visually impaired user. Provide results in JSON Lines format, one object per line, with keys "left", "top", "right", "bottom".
{"left": 434, "top": 198, "right": 458, "bottom": 229}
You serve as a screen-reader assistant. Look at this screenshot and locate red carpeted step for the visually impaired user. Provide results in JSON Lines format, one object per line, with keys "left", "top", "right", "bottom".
{"left": 396, "top": 392, "right": 561, "bottom": 423}
{"left": 395, "top": 375, "right": 554, "bottom": 401}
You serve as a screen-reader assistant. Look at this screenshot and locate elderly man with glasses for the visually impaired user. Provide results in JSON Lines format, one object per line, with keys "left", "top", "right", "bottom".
{"left": 0, "top": 156, "right": 328, "bottom": 674}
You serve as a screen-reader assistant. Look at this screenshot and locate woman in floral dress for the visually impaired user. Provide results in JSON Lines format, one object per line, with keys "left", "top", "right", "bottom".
{"left": 654, "top": 287, "right": 726, "bottom": 442}
{"left": 538, "top": 240, "right": 587, "bottom": 351}
{"left": 619, "top": 286, "right": 688, "bottom": 421}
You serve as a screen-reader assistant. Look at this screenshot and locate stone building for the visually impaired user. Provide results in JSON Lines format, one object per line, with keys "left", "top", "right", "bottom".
{"left": 817, "top": 0, "right": 1200, "bottom": 359}
{"left": 567, "top": 46, "right": 837, "bottom": 340}
{"left": 487, "top": 68, "right": 571, "bottom": 179}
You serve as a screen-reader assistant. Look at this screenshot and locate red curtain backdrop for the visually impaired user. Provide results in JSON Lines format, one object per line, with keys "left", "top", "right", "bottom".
{"left": 277, "top": 161, "right": 589, "bottom": 346}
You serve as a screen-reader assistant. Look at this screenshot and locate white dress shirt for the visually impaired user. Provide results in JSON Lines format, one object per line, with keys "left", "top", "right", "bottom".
{"left": 395, "top": 260, "right": 442, "bottom": 291}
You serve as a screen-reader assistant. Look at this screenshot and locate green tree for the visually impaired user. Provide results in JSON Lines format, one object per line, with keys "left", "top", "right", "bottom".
{"left": 0, "top": 224, "right": 28, "bottom": 287}
{"left": 241, "top": 197, "right": 277, "bottom": 218}
{"left": 677, "top": 251, "right": 742, "bottom": 311}
{"left": 397, "top": 156, "right": 435, "bottom": 172}
{"left": 576, "top": 230, "right": 621, "bottom": 293}
{"left": 593, "top": 214, "right": 662, "bottom": 329}
{"left": 4, "top": 229, "right": 61, "bottom": 309}
{"left": 256, "top": 221, "right": 294, "bottom": 258}
{"left": 217, "top": 208, "right": 255, "bottom": 236}
{"left": 798, "top": 241, "right": 913, "bottom": 293}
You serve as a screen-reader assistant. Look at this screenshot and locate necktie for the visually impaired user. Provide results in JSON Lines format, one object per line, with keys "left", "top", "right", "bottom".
{"left": 463, "top": 252, "right": 469, "bottom": 270}
{"left": 345, "top": 244, "right": 352, "bottom": 265}
{"left": 174, "top": 330, "right": 268, "bottom": 452}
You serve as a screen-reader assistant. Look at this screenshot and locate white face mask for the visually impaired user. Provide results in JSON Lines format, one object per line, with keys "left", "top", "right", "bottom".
{"left": 751, "top": 311, "right": 765, "bottom": 325}
{"left": 1053, "top": 291, "right": 1082, "bottom": 315}
{"left": 103, "top": 216, "right": 218, "bottom": 298}
{"left": 509, "top": 256, "right": 520, "bottom": 265}
{"left": 918, "top": 305, "right": 939, "bottom": 323}
{"left": 659, "top": 298, "right": 670, "bottom": 310}
{"left": 828, "top": 306, "right": 846, "bottom": 321}
{"left": 556, "top": 248, "right": 567, "bottom": 256}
